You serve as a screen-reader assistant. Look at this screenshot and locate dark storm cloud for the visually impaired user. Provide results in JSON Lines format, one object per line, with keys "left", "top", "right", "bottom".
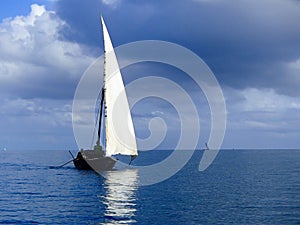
{"left": 54, "top": 0, "right": 300, "bottom": 96}
{"left": 54, "top": 0, "right": 103, "bottom": 46}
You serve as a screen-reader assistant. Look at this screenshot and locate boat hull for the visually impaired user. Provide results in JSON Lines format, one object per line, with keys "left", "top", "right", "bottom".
{"left": 73, "top": 150, "right": 117, "bottom": 171}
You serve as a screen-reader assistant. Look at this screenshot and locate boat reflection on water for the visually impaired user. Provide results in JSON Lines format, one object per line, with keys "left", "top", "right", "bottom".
{"left": 100, "top": 169, "right": 139, "bottom": 224}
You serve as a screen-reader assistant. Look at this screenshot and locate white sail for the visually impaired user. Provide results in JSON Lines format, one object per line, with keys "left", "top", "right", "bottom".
{"left": 101, "top": 17, "right": 138, "bottom": 157}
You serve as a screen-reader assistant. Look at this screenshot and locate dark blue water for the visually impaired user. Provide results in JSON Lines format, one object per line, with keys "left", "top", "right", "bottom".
{"left": 0, "top": 150, "right": 299, "bottom": 224}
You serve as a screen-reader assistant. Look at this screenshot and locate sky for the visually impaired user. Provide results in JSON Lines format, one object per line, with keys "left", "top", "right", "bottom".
{"left": 0, "top": 0, "right": 299, "bottom": 151}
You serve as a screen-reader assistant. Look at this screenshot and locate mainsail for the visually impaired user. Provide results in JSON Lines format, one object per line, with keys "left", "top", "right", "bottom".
{"left": 100, "top": 17, "right": 138, "bottom": 157}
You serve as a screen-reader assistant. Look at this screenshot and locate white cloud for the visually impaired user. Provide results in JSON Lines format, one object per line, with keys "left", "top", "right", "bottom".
{"left": 0, "top": 97, "right": 72, "bottom": 126}
{"left": 102, "top": 0, "right": 122, "bottom": 8}
{"left": 223, "top": 86, "right": 300, "bottom": 146}
{"left": 0, "top": 4, "right": 95, "bottom": 98}
{"left": 192, "top": 0, "right": 222, "bottom": 3}
{"left": 286, "top": 58, "right": 300, "bottom": 85}
{"left": 288, "top": 58, "right": 300, "bottom": 70}
{"left": 240, "top": 88, "right": 300, "bottom": 112}
{"left": 0, "top": 95, "right": 76, "bottom": 150}
{"left": 0, "top": 4, "right": 98, "bottom": 150}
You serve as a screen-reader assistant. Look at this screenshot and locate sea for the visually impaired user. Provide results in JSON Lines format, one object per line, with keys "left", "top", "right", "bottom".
{"left": 0, "top": 149, "right": 299, "bottom": 225}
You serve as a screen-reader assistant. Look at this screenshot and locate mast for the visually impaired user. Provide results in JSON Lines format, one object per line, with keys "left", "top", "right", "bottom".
{"left": 102, "top": 17, "right": 108, "bottom": 150}
{"left": 96, "top": 88, "right": 105, "bottom": 145}
{"left": 97, "top": 16, "right": 107, "bottom": 148}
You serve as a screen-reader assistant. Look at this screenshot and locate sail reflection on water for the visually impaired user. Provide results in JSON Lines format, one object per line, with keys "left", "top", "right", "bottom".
{"left": 101, "top": 169, "right": 138, "bottom": 224}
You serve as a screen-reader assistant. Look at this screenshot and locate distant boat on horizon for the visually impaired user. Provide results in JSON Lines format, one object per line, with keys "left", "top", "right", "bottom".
{"left": 205, "top": 143, "right": 209, "bottom": 151}
{"left": 73, "top": 17, "right": 138, "bottom": 171}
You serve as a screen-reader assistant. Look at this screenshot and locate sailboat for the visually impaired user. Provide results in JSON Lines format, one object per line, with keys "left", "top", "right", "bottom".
{"left": 73, "top": 17, "right": 138, "bottom": 171}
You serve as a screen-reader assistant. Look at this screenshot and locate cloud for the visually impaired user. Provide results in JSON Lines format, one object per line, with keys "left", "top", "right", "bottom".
{"left": 240, "top": 88, "right": 300, "bottom": 112}
{"left": 0, "top": 4, "right": 95, "bottom": 99}
{"left": 0, "top": 4, "right": 97, "bottom": 150}
{"left": 54, "top": 0, "right": 300, "bottom": 98}
{"left": 1, "top": 1, "right": 299, "bottom": 150}
{"left": 0, "top": 96, "right": 76, "bottom": 150}
{"left": 102, "top": 0, "right": 122, "bottom": 8}
{"left": 223, "top": 86, "right": 300, "bottom": 148}
{"left": 0, "top": 97, "right": 72, "bottom": 126}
